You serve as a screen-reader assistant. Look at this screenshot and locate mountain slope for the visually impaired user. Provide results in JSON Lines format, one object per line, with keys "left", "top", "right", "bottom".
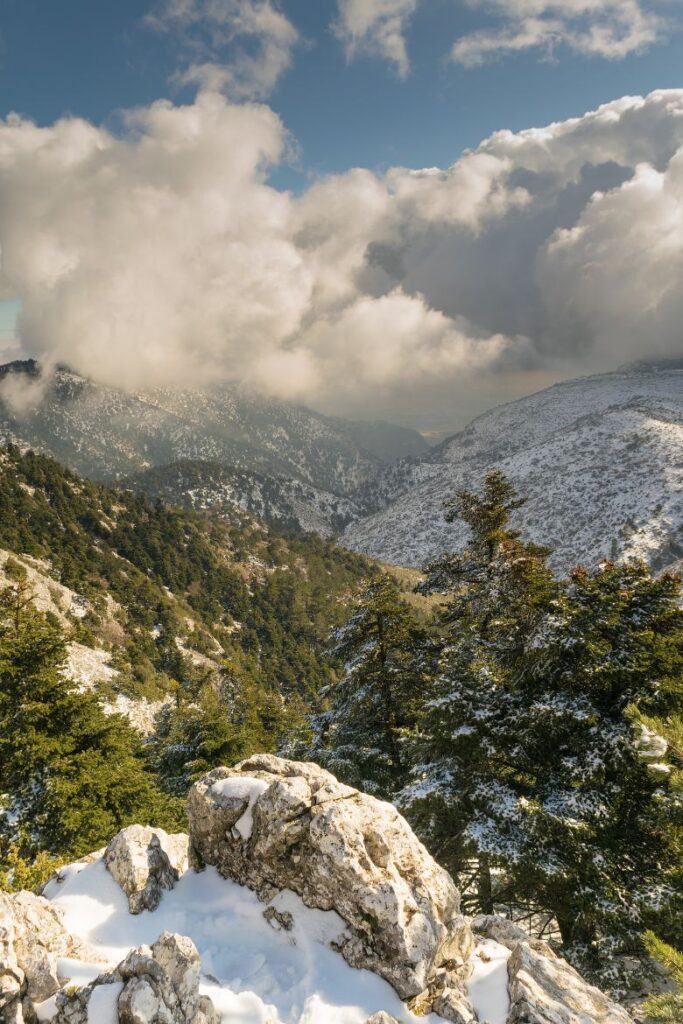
{"left": 0, "top": 361, "right": 427, "bottom": 533}
{"left": 122, "top": 460, "right": 360, "bottom": 536}
{"left": 343, "top": 368, "right": 683, "bottom": 573}
{"left": 0, "top": 445, "right": 370, "bottom": 723}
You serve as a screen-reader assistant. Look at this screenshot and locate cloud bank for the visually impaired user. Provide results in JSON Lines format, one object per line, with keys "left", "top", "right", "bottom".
{"left": 1, "top": 89, "right": 683, "bottom": 425}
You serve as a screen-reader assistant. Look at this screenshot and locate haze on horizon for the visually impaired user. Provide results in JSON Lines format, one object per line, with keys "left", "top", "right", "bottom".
{"left": 0, "top": 0, "right": 682, "bottom": 434}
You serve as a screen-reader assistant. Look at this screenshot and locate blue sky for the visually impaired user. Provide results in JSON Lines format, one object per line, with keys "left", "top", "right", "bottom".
{"left": 1, "top": 1, "right": 682, "bottom": 186}
{"left": 0, "top": 2, "right": 682, "bottom": 429}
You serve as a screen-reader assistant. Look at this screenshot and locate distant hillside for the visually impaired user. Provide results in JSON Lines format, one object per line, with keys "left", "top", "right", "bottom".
{"left": 0, "top": 361, "right": 428, "bottom": 533}
{"left": 0, "top": 444, "right": 370, "bottom": 729}
{"left": 343, "top": 368, "right": 683, "bottom": 574}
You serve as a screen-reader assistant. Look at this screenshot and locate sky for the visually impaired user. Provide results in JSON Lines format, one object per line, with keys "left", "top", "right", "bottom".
{"left": 0, "top": 0, "right": 682, "bottom": 432}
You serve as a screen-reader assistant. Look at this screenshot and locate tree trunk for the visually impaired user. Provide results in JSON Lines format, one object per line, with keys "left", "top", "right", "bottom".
{"left": 478, "top": 854, "right": 494, "bottom": 915}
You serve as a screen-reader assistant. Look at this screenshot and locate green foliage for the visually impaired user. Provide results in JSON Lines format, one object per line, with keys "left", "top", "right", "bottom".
{"left": 643, "top": 933, "right": 683, "bottom": 1023}
{"left": 0, "top": 585, "right": 183, "bottom": 863}
{"left": 394, "top": 470, "right": 682, "bottom": 992}
{"left": 300, "top": 571, "right": 426, "bottom": 798}
{"left": 0, "top": 842, "right": 60, "bottom": 893}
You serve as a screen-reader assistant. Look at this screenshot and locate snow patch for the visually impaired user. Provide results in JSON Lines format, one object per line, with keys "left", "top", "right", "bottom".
{"left": 87, "top": 981, "right": 124, "bottom": 1024}
{"left": 46, "top": 856, "right": 446, "bottom": 1024}
{"left": 210, "top": 776, "right": 270, "bottom": 840}
{"left": 467, "top": 939, "right": 511, "bottom": 1024}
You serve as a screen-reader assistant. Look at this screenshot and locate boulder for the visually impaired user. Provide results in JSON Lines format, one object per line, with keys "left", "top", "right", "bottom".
{"left": 54, "top": 932, "right": 220, "bottom": 1024}
{"left": 365, "top": 1014, "right": 401, "bottom": 1024}
{"left": 188, "top": 754, "right": 475, "bottom": 1015}
{"left": 104, "top": 825, "right": 189, "bottom": 913}
{"left": 0, "top": 897, "right": 24, "bottom": 1016}
{"left": 507, "top": 940, "right": 634, "bottom": 1024}
{"left": 0, "top": 889, "right": 104, "bottom": 1022}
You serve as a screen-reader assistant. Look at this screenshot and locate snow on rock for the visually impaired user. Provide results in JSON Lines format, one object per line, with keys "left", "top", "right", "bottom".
{"left": 209, "top": 776, "right": 269, "bottom": 841}
{"left": 188, "top": 755, "right": 475, "bottom": 1016}
{"left": 85, "top": 980, "right": 123, "bottom": 1024}
{"left": 42, "top": 854, "right": 447, "bottom": 1024}
{"left": 103, "top": 825, "right": 189, "bottom": 914}
{"left": 6, "top": 759, "right": 636, "bottom": 1024}
{"left": 0, "top": 889, "right": 105, "bottom": 1017}
{"left": 467, "top": 940, "right": 511, "bottom": 1024}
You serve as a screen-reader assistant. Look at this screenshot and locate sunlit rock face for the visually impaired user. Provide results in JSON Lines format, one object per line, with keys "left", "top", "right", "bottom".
{"left": 188, "top": 754, "right": 475, "bottom": 1013}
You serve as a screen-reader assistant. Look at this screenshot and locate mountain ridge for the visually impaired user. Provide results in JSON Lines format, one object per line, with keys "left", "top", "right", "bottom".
{"left": 343, "top": 367, "right": 683, "bottom": 573}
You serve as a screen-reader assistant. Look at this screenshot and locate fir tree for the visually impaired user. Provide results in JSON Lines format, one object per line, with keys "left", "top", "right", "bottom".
{"left": 304, "top": 571, "right": 425, "bottom": 798}
{"left": 401, "top": 471, "right": 556, "bottom": 911}
{"left": 0, "top": 584, "right": 182, "bottom": 862}
{"left": 510, "top": 562, "right": 682, "bottom": 986}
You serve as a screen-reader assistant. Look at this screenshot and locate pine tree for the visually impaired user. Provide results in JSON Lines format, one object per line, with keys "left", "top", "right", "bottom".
{"left": 0, "top": 584, "right": 183, "bottom": 862}
{"left": 401, "top": 471, "right": 556, "bottom": 911}
{"left": 303, "top": 571, "right": 425, "bottom": 798}
{"left": 509, "top": 562, "right": 682, "bottom": 987}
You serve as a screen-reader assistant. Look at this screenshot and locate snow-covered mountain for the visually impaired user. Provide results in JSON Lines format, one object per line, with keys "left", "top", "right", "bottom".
{"left": 343, "top": 366, "right": 683, "bottom": 574}
{"left": 0, "top": 361, "right": 427, "bottom": 532}
{"left": 122, "top": 460, "right": 360, "bottom": 537}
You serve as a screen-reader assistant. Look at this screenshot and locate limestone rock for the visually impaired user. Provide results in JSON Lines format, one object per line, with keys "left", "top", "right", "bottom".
{"left": 104, "top": 824, "right": 189, "bottom": 913}
{"left": 472, "top": 914, "right": 554, "bottom": 957}
{"left": 188, "top": 754, "right": 475, "bottom": 1012}
{"left": 507, "top": 941, "right": 634, "bottom": 1024}
{"left": 54, "top": 932, "right": 220, "bottom": 1024}
{"left": 0, "top": 898, "right": 24, "bottom": 1016}
{"left": 0, "top": 889, "right": 103, "bottom": 1022}
{"left": 365, "top": 1014, "right": 401, "bottom": 1024}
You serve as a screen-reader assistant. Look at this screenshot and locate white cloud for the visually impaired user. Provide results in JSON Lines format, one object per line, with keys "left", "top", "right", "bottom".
{"left": 452, "top": 0, "right": 667, "bottom": 66}
{"left": 334, "top": 0, "right": 418, "bottom": 77}
{"left": 2, "top": 89, "right": 683, "bottom": 424}
{"left": 148, "top": 0, "right": 299, "bottom": 99}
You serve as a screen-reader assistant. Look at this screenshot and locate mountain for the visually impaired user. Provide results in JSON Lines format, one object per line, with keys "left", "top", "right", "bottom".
{"left": 0, "top": 360, "right": 428, "bottom": 533}
{"left": 0, "top": 444, "right": 370, "bottom": 728}
{"left": 122, "top": 460, "right": 360, "bottom": 536}
{"left": 343, "top": 367, "right": 683, "bottom": 574}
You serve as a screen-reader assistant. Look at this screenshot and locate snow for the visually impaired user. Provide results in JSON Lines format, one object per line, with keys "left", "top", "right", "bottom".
{"left": 87, "top": 981, "right": 123, "bottom": 1024}
{"left": 344, "top": 369, "right": 683, "bottom": 575}
{"left": 44, "top": 856, "right": 446, "bottom": 1024}
{"left": 210, "top": 777, "right": 270, "bottom": 840}
{"left": 467, "top": 939, "right": 511, "bottom": 1024}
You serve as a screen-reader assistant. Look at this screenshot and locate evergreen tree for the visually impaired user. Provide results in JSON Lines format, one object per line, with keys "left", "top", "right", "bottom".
{"left": 304, "top": 571, "right": 425, "bottom": 798}
{"left": 510, "top": 562, "right": 682, "bottom": 986}
{"left": 401, "top": 471, "right": 556, "bottom": 910}
{"left": 0, "top": 584, "right": 182, "bottom": 862}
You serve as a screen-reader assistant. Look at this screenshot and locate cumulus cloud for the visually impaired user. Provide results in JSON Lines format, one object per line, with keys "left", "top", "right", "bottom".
{"left": 452, "top": 0, "right": 667, "bottom": 66}
{"left": 147, "top": 0, "right": 299, "bottom": 98}
{"left": 334, "top": 0, "right": 418, "bottom": 77}
{"left": 1, "top": 88, "right": 683, "bottom": 425}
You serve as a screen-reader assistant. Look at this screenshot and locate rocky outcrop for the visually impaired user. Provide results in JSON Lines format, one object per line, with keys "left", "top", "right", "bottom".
{"left": 54, "top": 932, "right": 219, "bottom": 1024}
{"left": 188, "top": 754, "right": 475, "bottom": 1018}
{"left": 472, "top": 915, "right": 634, "bottom": 1024}
{"left": 5, "top": 756, "right": 637, "bottom": 1024}
{"left": 0, "top": 890, "right": 104, "bottom": 1022}
{"left": 104, "top": 824, "right": 189, "bottom": 913}
{"left": 506, "top": 942, "right": 633, "bottom": 1024}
